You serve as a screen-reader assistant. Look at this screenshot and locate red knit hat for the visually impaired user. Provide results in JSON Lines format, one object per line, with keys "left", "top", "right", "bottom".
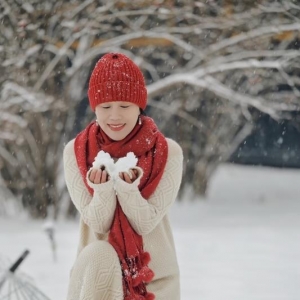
{"left": 88, "top": 53, "right": 147, "bottom": 111}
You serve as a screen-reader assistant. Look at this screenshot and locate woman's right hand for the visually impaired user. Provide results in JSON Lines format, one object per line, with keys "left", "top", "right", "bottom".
{"left": 88, "top": 169, "right": 110, "bottom": 184}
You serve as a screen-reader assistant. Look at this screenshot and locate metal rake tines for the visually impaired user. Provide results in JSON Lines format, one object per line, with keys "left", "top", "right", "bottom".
{"left": 0, "top": 272, "right": 51, "bottom": 300}
{"left": 0, "top": 250, "right": 51, "bottom": 300}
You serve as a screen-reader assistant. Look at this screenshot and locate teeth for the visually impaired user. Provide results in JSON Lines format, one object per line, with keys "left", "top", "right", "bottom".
{"left": 110, "top": 124, "right": 123, "bottom": 128}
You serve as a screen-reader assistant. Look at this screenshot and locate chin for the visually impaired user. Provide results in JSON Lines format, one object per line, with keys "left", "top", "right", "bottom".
{"left": 104, "top": 126, "right": 131, "bottom": 141}
{"left": 112, "top": 136, "right": 124, "bottom": 141}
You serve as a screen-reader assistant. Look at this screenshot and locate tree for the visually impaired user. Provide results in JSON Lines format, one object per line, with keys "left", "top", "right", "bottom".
{"left": 0, "top": 0, "right": 299, "bottom": 217}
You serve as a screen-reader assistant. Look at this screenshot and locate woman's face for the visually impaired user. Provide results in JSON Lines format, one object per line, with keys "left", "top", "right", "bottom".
{"left": 95, "top": 101, "right": 140, "bottom": 141}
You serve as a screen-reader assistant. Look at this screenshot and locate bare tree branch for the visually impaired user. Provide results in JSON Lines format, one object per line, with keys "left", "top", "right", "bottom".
{"left": 207, "top": 50, "right": 300, "bottom": 66}
{"left": 147, "top": 99, "right": 209, "bottom": 134}
{"left": 34, "top": 33, "right": 84, "bottom": 91}
{"left": 185, "top": 76, "right": 282, "bottom": 119}
{"left": 66, "top": 30, "right": 204, "bottom": 76}
{"left": 207, "top": 23, "right": 300, "bottom": 54}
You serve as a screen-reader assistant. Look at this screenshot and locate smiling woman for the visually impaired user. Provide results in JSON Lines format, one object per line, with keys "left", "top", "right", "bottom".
{"left": 63, "top": 53, "right": 183, "bottom": 300}
{"left": 95, "top": 101, "right": 140, "bottom": 141}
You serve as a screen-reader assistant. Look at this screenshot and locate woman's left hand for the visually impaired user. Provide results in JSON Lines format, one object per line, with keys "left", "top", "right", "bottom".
{"left": 119, "top": 169, "right": 138, "bottom": 184}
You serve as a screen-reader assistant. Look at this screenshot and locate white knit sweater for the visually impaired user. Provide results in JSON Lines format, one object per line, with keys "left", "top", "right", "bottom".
{"left": 63, "top": 137, "right": 183, "bottom": 300}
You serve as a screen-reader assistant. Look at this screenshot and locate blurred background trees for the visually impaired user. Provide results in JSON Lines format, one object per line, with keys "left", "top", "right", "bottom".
{"left": 0, "top": 0, "right": 300, "bottom": 218}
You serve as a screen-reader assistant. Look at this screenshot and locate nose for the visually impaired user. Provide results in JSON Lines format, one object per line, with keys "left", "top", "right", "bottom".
{"left": 109, "top": 106, "right": 122, "bottom": 121}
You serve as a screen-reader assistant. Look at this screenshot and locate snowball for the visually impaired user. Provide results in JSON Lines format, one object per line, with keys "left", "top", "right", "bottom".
{"left": 92, "top": 150, "right": 138, "bottom": 180}
{"left": 92, "top": 150, "right": 115, "bottom": 175}
{"left": 114, "top": 152, "right": 138, "bottom": 176}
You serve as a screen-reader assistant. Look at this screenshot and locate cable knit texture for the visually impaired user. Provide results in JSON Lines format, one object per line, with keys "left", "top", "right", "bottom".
{"left": 74, "top": 116, "right": 169, "bottom": 299}
{"left": 64, "top": 137, "right": 183, "bottom": 300}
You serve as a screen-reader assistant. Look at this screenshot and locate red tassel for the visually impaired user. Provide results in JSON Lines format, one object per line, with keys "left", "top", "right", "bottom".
{"left": 132, "top": 275, "right": 142, "bottom": 287}
{"left": 132, "top": 266, "right": 155, "bottom": 287}
{"left": 142, "top": 267, "right": 154, "bottom": 283}
{"left": 125, "top": 294, "right": 144, "bottom": 300}
{"left": 142, "top": 252, "right": 151, "bottom": 265}
{"left": 145, "top": 292, "right": 155, "bottom": 300}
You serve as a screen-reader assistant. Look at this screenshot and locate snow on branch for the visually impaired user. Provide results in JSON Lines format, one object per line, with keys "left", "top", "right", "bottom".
{"left": 183, "top": 76, "right": 280, "bottom": 119}
{"left": 2, "top": 44, "right": 42, "bottom": 68}
{"left": 285, "top": 1, "right": 300, "bottom": 10}
{"left": 207, "top": 23, "right": 300, "bottom": 54}
{"left": 0, "top": 145, "right": 19, "bottom": 167}
{"left": 147, "top": 54, "right": 299, "bottom": 119}
{"left": 64, "top": 0, "right": 94, "bottom": 19}
{"left": 34, "top": 31, "right": 85, "bottom": 91}
{"left": 2, "top": 82, "right": 53, "bottom": 112}
{"left": 66, "top": 31, "right": 203, "bottom": 76}
{"left": 148, "top": 59, "right": 279, "bottom": 94}
{"left": 147, "top": 99, "right": 209, "bottom": 134}
{"left": 1, "top": 0, "right": 18, "bottom": 27}
{"left": 221, "top": 123, "right": 254, "bottom": 161}
{"left": 224, "top": 78, "right": 289, "bottom": 111}
{"left": 208, "top": 50, "right": 300, "bottom": 66}
{"left": 147, "top": 73, "right": 191, "bottom": 97}
{"left": 95, "top": 8, "right": 173, "bottom": 22}
{"left": 0, "top": 112, "right": 28, "bottom": 128}
{"left": 277, "top": 67, "right": 300, "bottom": 98}
{"left": 148, "top": 71, "right": 298, "bottom": 120}
{"left": 0, "top": 132, "right": 17, "bottom": 142}
{"left": 191, "top": 59, "right": 282, "bottom": 78}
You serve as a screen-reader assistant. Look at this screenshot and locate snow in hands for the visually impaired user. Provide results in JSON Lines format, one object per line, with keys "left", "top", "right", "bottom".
{"left": 92, "top": 150, "right": 138, "bottom": 180}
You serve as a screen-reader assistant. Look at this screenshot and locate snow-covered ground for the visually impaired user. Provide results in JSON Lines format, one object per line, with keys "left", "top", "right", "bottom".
{"left": 0, "top": 163, "right": 300, "bottom": 300}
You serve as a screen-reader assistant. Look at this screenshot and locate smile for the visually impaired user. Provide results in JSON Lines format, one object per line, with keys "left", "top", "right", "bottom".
{"left": 108, "top": 124, "right": 126, "bottom": 131}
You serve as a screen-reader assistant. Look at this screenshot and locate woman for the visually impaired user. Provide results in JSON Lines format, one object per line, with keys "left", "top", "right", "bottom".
{"left": 63, "top": 53, "right": 183, "bottom": 300}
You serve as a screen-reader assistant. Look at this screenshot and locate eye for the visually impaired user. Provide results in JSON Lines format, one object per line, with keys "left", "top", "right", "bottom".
{"left": 120, "top": 106, "right": 130, "bottom": 108}
{"left": 101, "top": 106, "right": 110, "bottom": 109}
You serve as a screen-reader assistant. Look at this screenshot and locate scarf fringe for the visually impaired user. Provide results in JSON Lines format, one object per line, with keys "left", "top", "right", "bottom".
{"left": 132, "top": 266, "right": 154, "bottom": 287}
{"left": 122, "top": 251, "right": 155, "bottom": 299}
{"left": 124, "top": 292, "right": 155, "bottom": 300}
{"left": 132, "top": 251, "right": 153, "bottom": 287}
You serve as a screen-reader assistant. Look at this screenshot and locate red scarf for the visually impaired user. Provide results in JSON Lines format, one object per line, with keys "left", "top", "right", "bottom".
{"left": 74, "top": 115, "right": 168, "bottom": 300}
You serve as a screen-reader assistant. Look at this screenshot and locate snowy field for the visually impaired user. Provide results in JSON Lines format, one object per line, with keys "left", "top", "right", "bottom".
{"left": 0, "top": 163, "right": 300, "bottom": 300}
